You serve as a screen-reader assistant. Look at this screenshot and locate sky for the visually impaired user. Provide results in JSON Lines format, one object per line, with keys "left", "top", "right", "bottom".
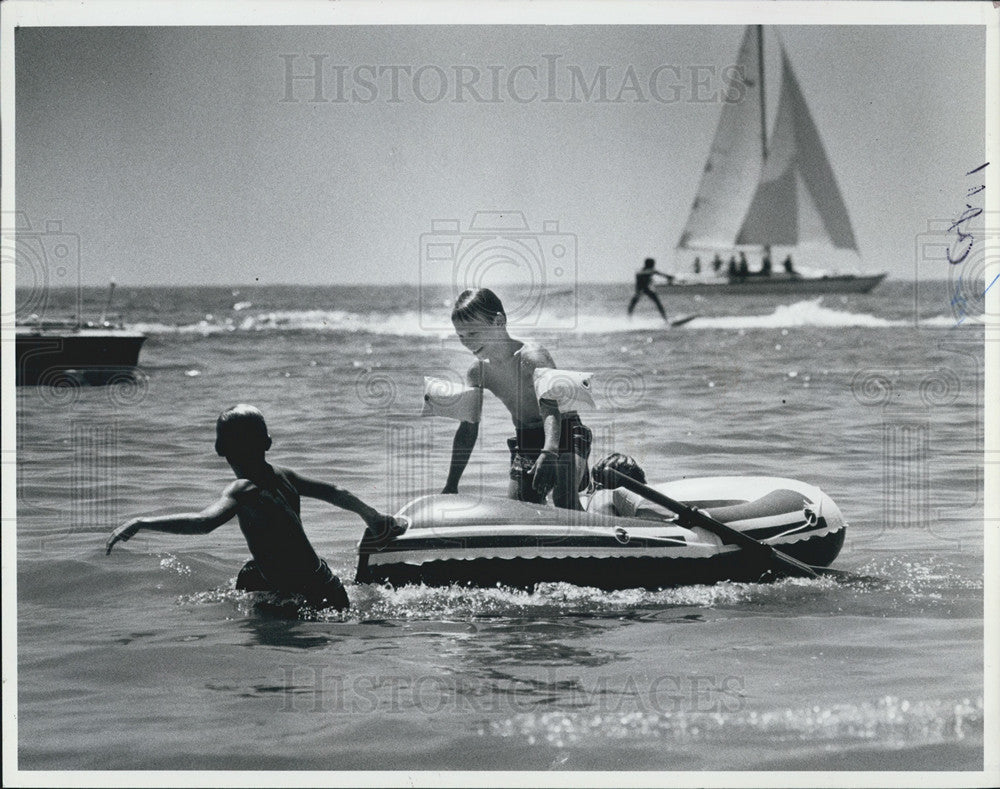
{"left": 11, "top": 17, "right": 989, "bottom": 286}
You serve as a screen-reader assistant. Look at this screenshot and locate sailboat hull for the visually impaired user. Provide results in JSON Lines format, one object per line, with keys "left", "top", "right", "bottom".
{"left": 661, "top": 272, "right": 885, "bottom": 296}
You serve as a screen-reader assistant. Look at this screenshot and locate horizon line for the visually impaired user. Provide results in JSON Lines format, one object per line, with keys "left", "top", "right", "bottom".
{"left": 14, "top": 276, "right": 922, "bottom": 290}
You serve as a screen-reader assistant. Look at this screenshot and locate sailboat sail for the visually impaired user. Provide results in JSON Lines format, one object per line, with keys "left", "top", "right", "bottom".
{"left": 676, "top": 27, "right": 764, "bottom": 251}
{"left": 735, "top": 47, "right": 859, "bottom": 250}
{"left": 677, "top": 28, "right": 859, "bottom": 253}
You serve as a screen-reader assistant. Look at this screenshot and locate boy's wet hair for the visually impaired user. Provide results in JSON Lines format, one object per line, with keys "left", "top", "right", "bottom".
{"left": 643, "top": 258, "right": 655, "bottom": 268}
{"left": 451, "top": 287, "right": 505, "bottom": 324}
{"left": 215, "top": 404, "right": 272, "bottom": 457}
{"left": 591, "top": 452, "right": 647, "bottom": 490}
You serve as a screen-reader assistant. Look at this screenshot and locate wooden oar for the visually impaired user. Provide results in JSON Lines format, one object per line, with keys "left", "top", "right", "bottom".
{"left": 605, "top": 469, "right": 820, "bottom": 580}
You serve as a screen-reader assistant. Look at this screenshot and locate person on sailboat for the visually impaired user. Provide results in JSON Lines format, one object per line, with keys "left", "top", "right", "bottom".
{"left": 627, "top": 258, "right": 673, "bottom": 321}
{"left": 727, "top": 256, "right": 738, "bottom": 277}
{"left": 783, "top": 255, "right": 799, "bottom": 278}
{"left": 712, "top": 254, "right": 724, "bottom": 274}
{"left": 761, "top": 252, "right": 772, "bottom": 277}
{"left": 738, "top": 252, "right": 749, "bottom": 278}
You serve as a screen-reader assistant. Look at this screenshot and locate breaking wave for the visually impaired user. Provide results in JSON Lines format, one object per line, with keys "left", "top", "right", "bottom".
{"left": 128, "top": 300, "right": 956, "bottom": 337}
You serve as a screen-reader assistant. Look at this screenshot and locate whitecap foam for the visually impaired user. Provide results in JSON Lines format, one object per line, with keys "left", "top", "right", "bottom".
{"left": 337, "top": 576, "right": 835, "bottom": 622}
{"left": 126, "top": 300, "right": 959, "bottom": 336}
{"left": 688, "top": 299, "right": 899, "bottom": 330}
{"left": 129, "top": 309, "right": 452, "bottom": 337}
{"left": 158, "top": 553, "right": 192, "bottom": 576}
{"left": 484, "top": 694, "right": 983, "bottom": 749}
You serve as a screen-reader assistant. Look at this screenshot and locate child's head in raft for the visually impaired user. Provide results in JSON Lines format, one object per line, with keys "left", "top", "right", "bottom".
{"left": 590, "top": 452, "right": 647, "bottom": 491}
{"left": 451, "top": 288, "right": 509, "bottom": 357}
{"left": 215, "top": 404, "right": 272, "bottom": 467}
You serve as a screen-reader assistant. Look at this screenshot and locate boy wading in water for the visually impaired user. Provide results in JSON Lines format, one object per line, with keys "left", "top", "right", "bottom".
{"left": 442, "top": 288, "right": 591, "bottom": 510}
{"left": 106, "top": 404, "right": 402, "bottom": 610}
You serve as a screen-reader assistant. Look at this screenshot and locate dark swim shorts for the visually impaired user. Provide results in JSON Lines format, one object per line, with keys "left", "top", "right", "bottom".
{"left": 507, "top": 414, "right": 593, "bottom": 504}
{"left": 236, "top": 558, "right": 349, "bottom": 611}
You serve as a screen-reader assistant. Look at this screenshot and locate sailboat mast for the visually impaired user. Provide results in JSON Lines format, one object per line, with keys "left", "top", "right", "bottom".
{"left": 757, "top": 25, "right": 767, "bottom": 161}
{"left": 757, "top": 24, "right": 770, "bottom": 259}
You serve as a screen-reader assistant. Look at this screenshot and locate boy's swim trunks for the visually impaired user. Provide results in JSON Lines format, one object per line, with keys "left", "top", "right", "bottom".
{"left": 236, "top": 557, "right": 349, "bottom": 611}
{"left": 507, "top": 414, "right": 592, "bottom": 503}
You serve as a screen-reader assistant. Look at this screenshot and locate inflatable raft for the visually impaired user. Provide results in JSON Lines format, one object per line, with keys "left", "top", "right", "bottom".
{"left": 356, "top": 476, "right": 846, "bottom": 589}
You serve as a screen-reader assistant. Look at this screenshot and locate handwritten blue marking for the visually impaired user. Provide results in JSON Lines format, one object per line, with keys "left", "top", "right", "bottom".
{"left": 952, "top": 272, "right": 999, "bottom": 326}
{"left": 950, "top": 163, "right": 988, "bottom": 325}
{"left": 985, "top": 273, "right": 1000, "bottom": 296}
{"left": 948, "top": 163, "right": 988, "bottom": 265}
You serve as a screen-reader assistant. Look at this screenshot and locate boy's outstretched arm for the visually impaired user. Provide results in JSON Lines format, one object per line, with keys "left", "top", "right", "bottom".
{"left": 106, "top": 481, "right": 244, "bottom": 555}
{"left": 442, "top": 420, "right": 478, "bottom": 494}
{"left": 284, "top": 470, "right": 404, "bottom": 541}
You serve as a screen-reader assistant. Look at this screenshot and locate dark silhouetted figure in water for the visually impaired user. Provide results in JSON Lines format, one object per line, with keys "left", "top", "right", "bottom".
{"left": 727, "top": 256, "right": 738, "bottom": 277}
{"left": 737, "top": 252, "right": 749, "bottom": 278}
{"left": 712, "top": 254, "right": 724, "bottom": 273}
{"left": 783, "top": 255, "right": 799, "bottom": 277}
{"left": 761, "top": 252, "right": 772, "bottom": 277}
{"left": 106, "top": 404, "right": 403, "bottom": 610}
{"left": 693, "top": 257, "right": 701, "bottom": 274}
{"left": 627, "top": 258, "right": 672, "bottom": 321}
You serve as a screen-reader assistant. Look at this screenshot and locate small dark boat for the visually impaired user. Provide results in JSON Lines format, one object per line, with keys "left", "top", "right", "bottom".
{"left": 16, "top": 280, "right": 147, "bottom": 386}
{"left": 15, "top": 317, "right": 147, "bottom": 386}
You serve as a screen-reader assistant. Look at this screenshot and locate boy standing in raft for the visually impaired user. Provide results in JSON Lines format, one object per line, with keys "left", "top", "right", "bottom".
{"left": 106, "top": 404, "right": 402, "bottom": 610}
{"left": 442, "top": 288, "right": 592, "bottom": 510}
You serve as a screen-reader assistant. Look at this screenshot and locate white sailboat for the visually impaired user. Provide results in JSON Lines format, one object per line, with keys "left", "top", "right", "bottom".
{"left": 668, "top": 26, "right": 886, "bottom": 295}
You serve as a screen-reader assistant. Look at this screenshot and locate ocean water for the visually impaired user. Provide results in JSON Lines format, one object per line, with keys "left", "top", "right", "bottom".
{"left": 13, "top": 281, "right": 986, "bottom": 772}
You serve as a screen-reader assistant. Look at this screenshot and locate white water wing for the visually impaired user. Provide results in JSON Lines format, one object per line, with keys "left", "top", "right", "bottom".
{"left": 422, "top": 377, "right": 483, "bottom": 422}
{"left": 533, "top": 368, "right": 596, "bottom": 411}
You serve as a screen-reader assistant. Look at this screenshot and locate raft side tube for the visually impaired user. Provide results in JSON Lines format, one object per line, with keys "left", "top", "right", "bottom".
{"left": 356, "top": 477, "right": 846, "bottom": 588}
